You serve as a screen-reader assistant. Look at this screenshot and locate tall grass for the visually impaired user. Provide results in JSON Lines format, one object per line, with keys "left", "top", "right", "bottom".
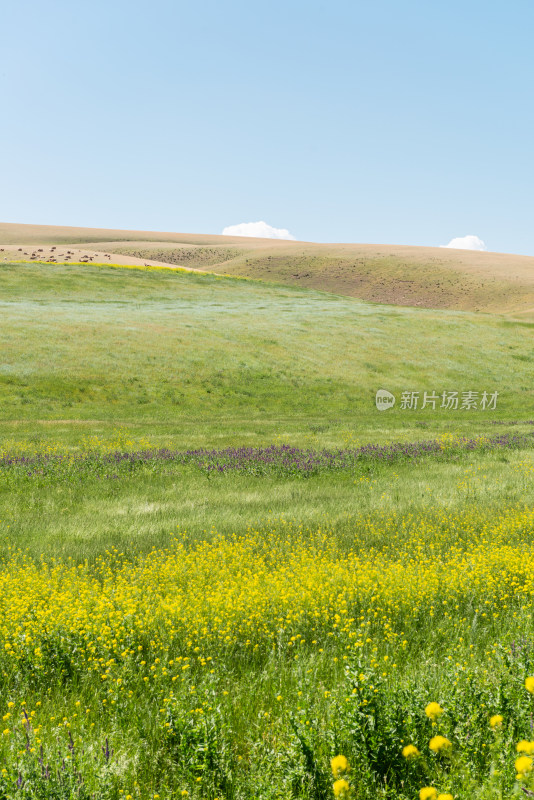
{"left": 1, "top": 468, "right": 534, "bottom": 798}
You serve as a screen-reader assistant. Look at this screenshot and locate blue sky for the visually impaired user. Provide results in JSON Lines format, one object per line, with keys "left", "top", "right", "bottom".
{"left": 2, "top": 0, "right": 533, "bottom": 253}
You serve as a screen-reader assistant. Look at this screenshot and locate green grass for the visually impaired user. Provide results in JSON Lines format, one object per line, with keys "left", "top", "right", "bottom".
{"left": 1, "top": 261, "right": 533, "bottom": 450}
{"left": 2, "top": 261, "right": 534, "bottom": 798}
{"left": 1, "top": 441, "right": 533, "bottom": 563}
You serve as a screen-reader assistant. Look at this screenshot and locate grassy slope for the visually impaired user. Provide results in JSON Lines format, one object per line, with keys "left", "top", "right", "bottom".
{"left": 2, "top": 255, "right": 534, "bottom": 798}
{"left": 2, "top": 221, "right": 534, "bottom": 313}
{"left": 108, "top": 241, "right": 534, "bottom": 315}
{"left": 1, "top": 260, "right": 533, "bottom": 449}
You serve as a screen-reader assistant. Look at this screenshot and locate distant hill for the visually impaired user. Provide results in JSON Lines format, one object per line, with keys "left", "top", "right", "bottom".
{"left": 2, "top": 221, "right": 534, "bottom": 314}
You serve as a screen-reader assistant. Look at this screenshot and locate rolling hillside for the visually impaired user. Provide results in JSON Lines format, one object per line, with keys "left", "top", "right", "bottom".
{"left": 1, "top": 258, "right": 533, "bottom": 449}
{"left": 2, "top": 221, "right": 534, "bottom": 314}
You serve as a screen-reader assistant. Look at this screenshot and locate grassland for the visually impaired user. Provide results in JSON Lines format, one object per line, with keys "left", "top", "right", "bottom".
{"left": 2, "top": 221, "right": 534, "bottom": 314}
{"left": 1, "top": 256, "right": 534, "bottom": 799}
{"left": 1, "top": 260, "right": 534, "bottom": 448}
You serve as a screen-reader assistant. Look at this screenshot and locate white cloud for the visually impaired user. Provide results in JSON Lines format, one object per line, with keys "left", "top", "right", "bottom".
{"left": 440, "top": 234, "right": 487, "bottom": 251}
{"left": 221, "top": 220, "right": 296, "bottom": 240}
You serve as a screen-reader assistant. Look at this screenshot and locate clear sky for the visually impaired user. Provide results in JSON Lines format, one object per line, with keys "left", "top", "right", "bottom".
{"left": 2, "top": 0, "right": 533, "bottom": 253}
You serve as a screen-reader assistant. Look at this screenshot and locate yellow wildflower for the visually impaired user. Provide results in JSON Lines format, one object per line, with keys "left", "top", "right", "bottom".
{"left": 489, "top": 714, "right": 503, "bottom": 729}
{"left": 419, "top": 788, "right": 438, "bottom": 800}
{"left": 517, "top": 741, "right": 534, "bottom": 755}
{"left": 429, "top": 735, "right": 452, "bottom": 753}
{"left": 402, "top": 744, "right": 420, "bottom": 759}
{"left": 333, "top": 778, "right": 350, "bottom": 798}
{"left": 515, "top": 756, "right": 533, "bottom": 778}
{"left": 437, "top": 794, "right": 453, "bottom": 800}
{"left": 425, "top": 702, "right": 444, "bottom": 721}
{"left": 331, "top": 755, "right": 350, "bottom": 777}
{"left": 525, "top": 677, "right": 534, "bottom": 694}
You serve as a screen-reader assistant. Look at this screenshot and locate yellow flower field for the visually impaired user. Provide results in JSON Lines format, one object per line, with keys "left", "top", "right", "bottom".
{"left": 1, "top": 505, "right": 534, "bottom": 798}
{"left": 1, "top": 507, "right": 534, "bottom": 664}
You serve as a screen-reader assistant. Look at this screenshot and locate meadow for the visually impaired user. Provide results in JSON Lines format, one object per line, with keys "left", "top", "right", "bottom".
{"left": 1, "top": 259, "right": 534, "bottom": 799}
